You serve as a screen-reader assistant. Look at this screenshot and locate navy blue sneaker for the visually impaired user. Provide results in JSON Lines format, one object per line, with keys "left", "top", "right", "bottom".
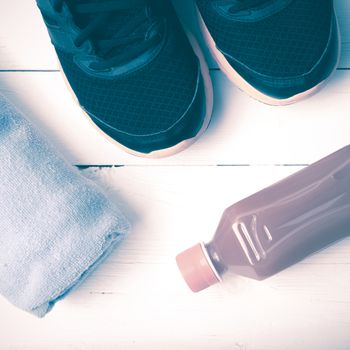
{"left": 195, "top": 0, "right": 340, "bottom": 105}
{"left": 36, "top": 0, "right": 213, "bottom": 157}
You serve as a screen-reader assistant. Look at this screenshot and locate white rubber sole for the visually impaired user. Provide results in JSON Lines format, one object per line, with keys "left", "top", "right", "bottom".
{"left": 59, "top": 46, "right": 213, "bottom": 158}
{"left": 194, "top": 4, "right": 341, "bottom": 106}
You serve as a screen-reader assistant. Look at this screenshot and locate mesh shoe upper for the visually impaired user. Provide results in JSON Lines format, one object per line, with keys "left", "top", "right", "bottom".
{"left": 37, "top": 0, "right": 206, "bottom": 153}
{"left": 196, "top": 0, "right": 334, "bottom": 78}
{"left": 56, "top": 25, "right": 199, "bottom": 136}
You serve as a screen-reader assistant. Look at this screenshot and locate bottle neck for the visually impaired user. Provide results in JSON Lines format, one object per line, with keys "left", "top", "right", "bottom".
{"left": 204, "top": 241, "right": 227, "bottom": 277}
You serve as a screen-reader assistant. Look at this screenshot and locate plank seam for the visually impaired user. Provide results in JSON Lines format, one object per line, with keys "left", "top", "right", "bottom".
{"left": 0, "top": 68, "right": 348, "bottom": 72}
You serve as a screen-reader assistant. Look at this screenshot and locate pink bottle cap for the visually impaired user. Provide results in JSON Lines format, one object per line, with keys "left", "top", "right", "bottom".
{"left": 176, "top": 242, "right": 220, "bottom": 292}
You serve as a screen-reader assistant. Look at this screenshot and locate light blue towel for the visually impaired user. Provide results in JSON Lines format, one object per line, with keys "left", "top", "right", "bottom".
{"left": 0, "top": 95, "right": 130, "bottom": 317}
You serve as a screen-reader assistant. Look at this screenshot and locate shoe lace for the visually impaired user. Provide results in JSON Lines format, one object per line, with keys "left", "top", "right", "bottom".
{"left": 52, "top": 0, "right": 162, "bottom": 70}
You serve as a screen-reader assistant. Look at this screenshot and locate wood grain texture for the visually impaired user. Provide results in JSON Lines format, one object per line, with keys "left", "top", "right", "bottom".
{"left": 1, "top": 166, "right": 349, "bottom": 349}
{"left": 172, "top": 0, "right": 350, "bottom": 69}
{"left": 0, "top": 70, "right": 349, "bottom": 165}
{"left": 0, "top": 0, "right": 349, "bottom": 166}
{"left": 0, "top": 1, "right": 349, "bottom": 165}
{"left": 1, "top": 0, "right": 349, "bottom": 70}
{"left": 1, "top": 1, "right": 350, "bottom": 349}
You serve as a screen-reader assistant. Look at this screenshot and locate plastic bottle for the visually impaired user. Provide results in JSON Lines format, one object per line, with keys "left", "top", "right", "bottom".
{"left": 176, "top": 145, "right": 350, "bottom": 292}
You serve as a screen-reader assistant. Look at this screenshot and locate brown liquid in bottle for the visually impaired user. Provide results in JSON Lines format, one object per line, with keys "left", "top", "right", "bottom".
{"left": 176, "top": 145, "right": 350, "bottom": 292}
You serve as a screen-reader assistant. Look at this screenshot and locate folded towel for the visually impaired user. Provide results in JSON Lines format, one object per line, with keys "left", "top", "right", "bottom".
{"left": 0, "top": 95, "right": 130, "bottom": 317}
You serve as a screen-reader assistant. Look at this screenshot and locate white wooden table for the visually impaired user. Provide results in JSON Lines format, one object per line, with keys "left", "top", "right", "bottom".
{"left": 1, "top": 1, "right": 350, "bottom": 349}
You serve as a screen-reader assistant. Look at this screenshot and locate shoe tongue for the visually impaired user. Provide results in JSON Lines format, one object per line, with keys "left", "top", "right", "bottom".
{"left": 229, "top": 0, "right": 271, "bottom": 13}
{"left": 68, "top": 0, "right": 147, "bottom": 40}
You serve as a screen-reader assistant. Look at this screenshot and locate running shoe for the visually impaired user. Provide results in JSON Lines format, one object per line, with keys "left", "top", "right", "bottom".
{"left": 195, "top": 0, "right": 340, "bottom": 105}
{"left": 36, "top": 0, "right": 213, "bottom": 157}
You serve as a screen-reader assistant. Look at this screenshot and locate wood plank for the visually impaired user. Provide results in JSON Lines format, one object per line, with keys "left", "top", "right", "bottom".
{"left": 1, "top": 70, "right": 349, "bottom": 165}
{"left": 173, "top": 0, "right": 350, "bottom": 69}
{"left": 0, "top": 1, "right": 58, "bottom": 70}
{"left": 0, "top": 0, "right": 349, "bottom": 70}
{"left": 1, "top": 165, "right": 349, "bottom": 349}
